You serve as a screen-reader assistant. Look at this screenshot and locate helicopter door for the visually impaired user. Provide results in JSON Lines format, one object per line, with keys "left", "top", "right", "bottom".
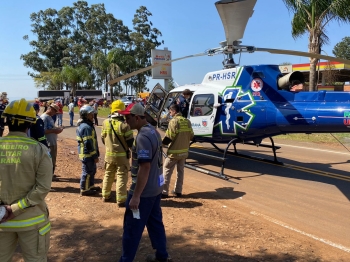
{"left": 144, "top": 84, "right": 168, "bottom": 127}
{"left": 188, "top": 92, "right": 217, "bottom": 137}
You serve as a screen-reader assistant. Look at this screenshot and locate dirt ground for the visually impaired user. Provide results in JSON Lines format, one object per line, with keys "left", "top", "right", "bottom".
{"left": 6, "top": 130, "right": 350, "bottom": 262}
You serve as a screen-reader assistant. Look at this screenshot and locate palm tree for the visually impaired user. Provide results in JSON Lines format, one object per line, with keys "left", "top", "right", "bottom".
{"left": 92, "top": 50, "right": 121, "bottom": 102}
{"left": 61, "top": 65, "right": 91, "bottom": 96}
{"left": 283, "top": 0, "right": 350, "bottom": 91}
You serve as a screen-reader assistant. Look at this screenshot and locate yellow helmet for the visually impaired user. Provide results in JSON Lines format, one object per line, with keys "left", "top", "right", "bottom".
{"left": 111, "top": 100, "right": 125, "bottom": 113}
{"left": 2, "top": 98, "right": 36, "bottom": 124}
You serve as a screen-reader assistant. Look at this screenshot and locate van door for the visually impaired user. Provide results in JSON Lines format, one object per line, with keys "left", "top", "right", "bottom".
{"left": 144, "top": 84, "right": 168, "bottom": 127}
{"left": 188, "top": 91, "right": 218, "bottom": 137}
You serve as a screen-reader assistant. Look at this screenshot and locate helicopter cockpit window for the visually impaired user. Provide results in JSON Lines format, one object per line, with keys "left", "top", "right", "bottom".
{"left": 190, "top": 94, "right": 214, "bottom": 117}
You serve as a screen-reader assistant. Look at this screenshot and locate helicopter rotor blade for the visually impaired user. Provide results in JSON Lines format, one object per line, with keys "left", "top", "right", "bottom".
{"left": 108, "top": 52, "right": 207, "bottom": 86}
{"left": 255, "top": 47, "right": 350, "bottom": 65}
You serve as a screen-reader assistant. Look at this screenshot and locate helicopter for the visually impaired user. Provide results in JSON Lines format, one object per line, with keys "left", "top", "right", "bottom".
{"left": 109, "top": 0, "right": 350, "bottom": 179}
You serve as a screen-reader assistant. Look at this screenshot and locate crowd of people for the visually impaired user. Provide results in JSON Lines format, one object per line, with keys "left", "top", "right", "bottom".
{"left": 0, "top": 89, "right": 195, "bottom": 262}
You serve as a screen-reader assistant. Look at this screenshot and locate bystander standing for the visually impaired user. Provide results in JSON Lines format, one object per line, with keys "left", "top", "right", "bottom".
{"left": 68, "top": 99, "right": 75, "bottom": 126}
{"left": 118, "top": 103, "right": 170, "bottom": 262}
{"left": 41, "top": 103, "right": 63, "bottom": 179}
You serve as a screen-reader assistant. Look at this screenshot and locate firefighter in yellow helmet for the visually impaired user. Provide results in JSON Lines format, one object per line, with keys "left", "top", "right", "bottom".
{"left": 101, "top": 100, "right": 134, "bottom": 206}
{"left": 0, "top": 99, "right": 53, "bottom": 261}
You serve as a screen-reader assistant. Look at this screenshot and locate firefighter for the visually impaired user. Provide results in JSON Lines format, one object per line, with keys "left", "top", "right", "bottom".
{"left": 101, "top": 100, "right": 134, "bottom": 206}
{"left": 29, "top": 103, "right": 48, "bottom": 147}
{"left": 76, "top": 105, "right": 101, "bottom": 196}
{"left": 0, "top": 92, "right": 9, "bottom": 137}
{"left": 0, "top": 98, "right": 53, "bottom": 261}
{"left": 162, "top": 103, "right": 194, "bottom": 197}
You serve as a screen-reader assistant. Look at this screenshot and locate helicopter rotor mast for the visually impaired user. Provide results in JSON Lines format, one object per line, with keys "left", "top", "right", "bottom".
{"left": 108, "top": 0, "right": 350, "bottom": 86}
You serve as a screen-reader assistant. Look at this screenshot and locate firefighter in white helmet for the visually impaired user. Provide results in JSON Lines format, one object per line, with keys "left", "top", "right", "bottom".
{"left": 76, "top": 105, "right": 100, "bottom": 196}
{"left": 0, "top": 98, "right": 53, "bottom": 261}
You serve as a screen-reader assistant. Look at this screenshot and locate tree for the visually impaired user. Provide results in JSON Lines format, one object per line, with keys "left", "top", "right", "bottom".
{"left": 167, "top": 78, "right": 176, "bottom": 91}
{"left": 92, "top": 50, "right": 121, "bottom": 101}
{"left": 61, "top": 65, "right": 90, "bottom": 96}
{"left": 21, "top": 1, "right": 129, "bottom": 87}
{"left": 283, "top": 0, "right": 350, "bottom": 91}
{"left": 127, "top": 6, "right": 164, "bottom": 94}
{"left": 333, "top": 36, "right": 350, "bottom": 60}
{"left": 33, "top": 71, "right": 64, "bottom": 90}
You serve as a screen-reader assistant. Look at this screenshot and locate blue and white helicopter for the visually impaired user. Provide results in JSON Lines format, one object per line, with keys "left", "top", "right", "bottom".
{"left": 109, "top": 0, "right": 350, "bottom": 179}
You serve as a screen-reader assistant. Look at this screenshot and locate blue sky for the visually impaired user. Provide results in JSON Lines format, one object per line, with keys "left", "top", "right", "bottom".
{"left": 1, "top": 0, "right": 349, "bottom": 100}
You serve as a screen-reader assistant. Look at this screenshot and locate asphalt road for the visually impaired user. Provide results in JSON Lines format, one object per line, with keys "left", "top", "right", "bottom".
{"left": 59, "top": 113, "right": 350, "bottom": 254}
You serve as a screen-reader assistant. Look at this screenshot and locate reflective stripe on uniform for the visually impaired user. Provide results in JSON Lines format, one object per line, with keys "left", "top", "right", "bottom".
{"left": 18, "top": 198, "right": 29, "bottom": 209}
{"left": 167, "top": 148, "right": 189, "bottom": 154}
{"left": 106, "top": 152, "right": 126, "bottom": 157}
{"left": 79, "top": 151, "right": 97, "bottom": 159}
{"left": 38, "top": 136, "right": 46, "bottom": 142}
{"left": 0, "top": 214, "right": 45, "bottom": 228}
{"left": 39, "top": 222, "right": 51, "bottom": 235}
{"left": 0, "top": 137, "right": 38, "bottom": 145}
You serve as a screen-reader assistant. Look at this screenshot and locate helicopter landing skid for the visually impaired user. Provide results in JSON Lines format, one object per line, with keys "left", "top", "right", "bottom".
{"left": 185, "top": 139, "right": 241, "bottom": 183}
{"left": 210, "top": 137, "right": 283, "bottom": 165}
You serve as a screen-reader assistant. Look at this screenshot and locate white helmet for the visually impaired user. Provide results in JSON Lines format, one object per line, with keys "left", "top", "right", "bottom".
{"left": 79, "top": 105, "right": 95, "bottom": 119}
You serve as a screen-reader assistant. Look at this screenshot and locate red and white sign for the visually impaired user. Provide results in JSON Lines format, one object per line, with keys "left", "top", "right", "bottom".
{"left": 251, "top": 78, "right": 263, "bottom": 92}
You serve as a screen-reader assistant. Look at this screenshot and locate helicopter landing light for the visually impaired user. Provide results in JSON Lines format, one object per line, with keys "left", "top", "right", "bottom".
{"left": 215, "top": 0, "right": 257, "bottom": 46}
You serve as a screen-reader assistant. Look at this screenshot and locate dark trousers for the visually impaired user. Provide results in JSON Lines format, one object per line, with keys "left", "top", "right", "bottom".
{"left": 94, "top": 113, "right": 98, "bottom": 126}
{"left": 0, "top": 118, "right": 5, "bottom": 137}
{"left": 80, "top": 159, "right": 96, "bottom": 191}
{"left": 119, "top": 193, "right": 168, "bottom": 262}
{"left": 69, "top": 111, "right": 74, "bottom": 126}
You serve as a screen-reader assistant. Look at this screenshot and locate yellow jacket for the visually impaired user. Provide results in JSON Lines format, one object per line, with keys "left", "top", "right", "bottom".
{"left": 0, "top": 132, "right": 52, "bottom": 233}
{"left": 101, "top": 116, "right": 134, "bottom": 165}
{"left": 165, "top": 113, "right": 194, "bottom": 159}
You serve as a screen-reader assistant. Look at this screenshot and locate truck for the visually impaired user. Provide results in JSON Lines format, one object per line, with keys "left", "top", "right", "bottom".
{"left": 103, "top": 92, "right": 112, "bottom": 101}
{"left": 38, "top": 90, "right": 102, "bottom": 102}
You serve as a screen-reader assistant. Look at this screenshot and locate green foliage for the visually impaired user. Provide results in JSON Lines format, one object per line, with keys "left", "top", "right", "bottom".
{"left": 61, "top": 65, "right": 90, "bottom": 95}
{"left": 22, "top": 2, "right": 164, "bottom": 95}
{"left": 282, "top": 0, "right": 350, "bottom": 91}
{"left": 127, "top": 6, "right": 164, "bottom": 94}
{"left": 333, "top": 37, "right": 350, "bottom": 60}
{"left": 167, "top": 78, "right": 176, "bottom": 91}
{"left": 33, "top": 71, "right": 64, "bottom": 90}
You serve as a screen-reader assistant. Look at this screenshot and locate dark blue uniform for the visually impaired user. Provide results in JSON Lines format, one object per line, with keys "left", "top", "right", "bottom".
{"left": 177, "top": 95, "right": 190, "bottom": 118}
{"left": 0, "top": 100, "right": 8, "bottom": 137}
{"left": 30, "top": 115, "right": 48, "bottom": 147}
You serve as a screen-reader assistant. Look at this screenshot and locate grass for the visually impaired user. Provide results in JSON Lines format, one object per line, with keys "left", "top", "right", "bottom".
{"left": 274, "top": 133, "right": 350, "bottom": 146}
{"left": 63, "top": 106, "right": 111, "bottom": 118}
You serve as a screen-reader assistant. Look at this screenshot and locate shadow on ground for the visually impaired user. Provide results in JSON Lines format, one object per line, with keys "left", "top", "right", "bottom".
{"left": 11, "top": 217, "right": 323, "bottom": 262}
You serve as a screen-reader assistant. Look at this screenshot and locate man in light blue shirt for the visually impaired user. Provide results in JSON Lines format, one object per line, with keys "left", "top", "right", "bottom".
{"left": 68, "top": 100, "right": 75, "bottom": 126}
